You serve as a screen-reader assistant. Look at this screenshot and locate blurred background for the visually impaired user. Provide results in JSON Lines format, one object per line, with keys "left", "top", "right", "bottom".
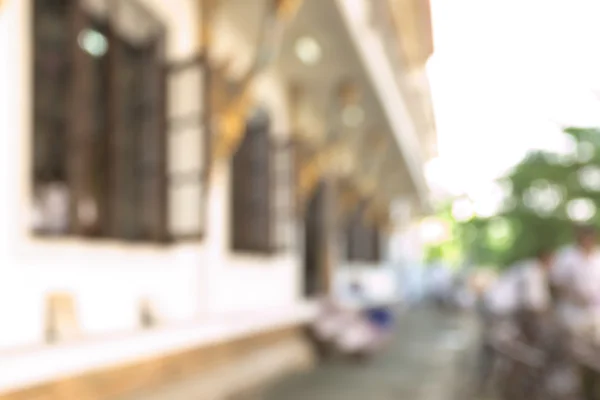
{"left": 1, "top": 0, "right": 600, "bottom": 399}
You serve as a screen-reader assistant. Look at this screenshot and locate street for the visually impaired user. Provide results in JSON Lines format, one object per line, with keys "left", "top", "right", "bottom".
{"left": 263, "top": 308, "right": 477, "bottom": 400}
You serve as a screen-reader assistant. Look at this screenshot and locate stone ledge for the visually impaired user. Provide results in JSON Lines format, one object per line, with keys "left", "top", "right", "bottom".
{"left": 121, "top": 335, "right": 315, "bottom": 400}
{"left": 0, "top": 303, "right": 317, "bottom": 394}
{"left": 0, "top": 327, "right": 312, "bottom": 400}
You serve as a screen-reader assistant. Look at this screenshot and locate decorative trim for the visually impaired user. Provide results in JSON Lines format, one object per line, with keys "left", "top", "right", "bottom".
{"left": 211, "top": 1, "right": 303, "bottom": 163}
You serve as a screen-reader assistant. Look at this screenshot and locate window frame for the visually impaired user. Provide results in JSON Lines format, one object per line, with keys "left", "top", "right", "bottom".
{"left": 107, "top": 12, "right": 168, "bottom": 242}
{"left": 270, "top": 137, "right": 297, "bottom": 253}
{"left": 164, "top": 54, "right": 211, "bottom": 241}
{"left": 344, "top": 201, "right": 382, "bottom": 263}
{"left": 30, "top": 0, "right": 211, "bottom": 244}
{"left": 230, "top": 112, "right": 275, "bottom": 255}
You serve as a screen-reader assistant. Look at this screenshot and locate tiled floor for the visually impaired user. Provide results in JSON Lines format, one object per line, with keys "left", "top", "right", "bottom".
{"left": 263, "top": 308, "right": 477, "bottom": 400}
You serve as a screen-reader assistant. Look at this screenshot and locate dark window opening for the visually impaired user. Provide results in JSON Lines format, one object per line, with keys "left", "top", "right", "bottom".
{"left": 231, "top": 113, "right": 272, "bottom": 253}
{"left": 31, "top": 0, "right": 186, "bottom": 243}
{"left": 32, "top": 0, "right": 74, "bottom": 235}
{"left": 271, "top": 139, "right": 296, "bottom": 252}
{"left": 303, "top": 181, "right": 327, "bottom": 297}
{"left": 345, "top": 203, "right": 381, "bottom": 263}
{"left": 111, "top": 38, "right": 165, "bottom": 241}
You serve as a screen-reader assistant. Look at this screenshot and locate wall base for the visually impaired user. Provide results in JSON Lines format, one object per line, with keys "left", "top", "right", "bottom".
{"left": 0, "top": 327, "right": 314, "bottom": 400}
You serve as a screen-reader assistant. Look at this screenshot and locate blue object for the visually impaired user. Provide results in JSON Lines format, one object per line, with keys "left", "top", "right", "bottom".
{"left": 366, "top": 307, "right": 394, "bottom": 329}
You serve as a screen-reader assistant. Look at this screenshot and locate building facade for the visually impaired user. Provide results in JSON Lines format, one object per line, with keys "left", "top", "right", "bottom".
{"left": 0, "top": 0, "right": 435, "bottom": 398}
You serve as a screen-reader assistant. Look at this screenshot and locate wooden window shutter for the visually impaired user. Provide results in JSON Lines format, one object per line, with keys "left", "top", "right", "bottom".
{"left": 33, "top": 0, "right": 70, "bottom": 185}
{"left": 231, "top": 115, "right": 272, "bottom": 253}
{"left": 109, "top": 33, "right": 143, "bottom": 239}
{"left": 107, "top": 1, "right": 168, "bottom": 241}
{"left": 272, "top": 139, "right": 296, "bottom": 251}
{"left": 375, "top": 227, "right": 382, "bottom": 261}
{"left": 345, "top": 201, "right": 381, "bottom": 262}
{"left": 106, "top": 21, "right": 129, "bottom": 238}
{"left": 345, "top": 206, "right": 360, "bottom": 261}
{"left": 231, "top": 126, "right": 253, "bottom": 250}
{"left": 138, "top": 35, "right": 168, "bottom": 242}
{"left": 34, "top": 0, "right": 170, "bottom": 242}
{"left": 303, "top": 180, "right": 327, "bottom": 294}
{"left": 292, "top": 141, "right": 307, "bottom": 214}
{"left": 32, "top": 0, "right": 72, "bottom": 235}
{"left": 253, "top": 122, "right": 272, "bottom": 252}
{"left": 68, "top": 2, "right": 100, "bottom": 236}
{"left": 367, "top": 224, "right": 381, "bottom": 262}
{"left": 165, "top": 55, "right": 209, "bottom": 239}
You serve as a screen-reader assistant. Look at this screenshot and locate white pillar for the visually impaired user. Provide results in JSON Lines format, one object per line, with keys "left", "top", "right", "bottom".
{"left": 0, "top": 0, "right": 30, "bottom": 260}
{"left": 0, "top": 0, "right": 40, "bottom": 350}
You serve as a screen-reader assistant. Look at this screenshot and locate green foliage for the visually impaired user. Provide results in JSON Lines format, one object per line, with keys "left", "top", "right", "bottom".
{"left": 423, "top": 202, "right": 466, "bottom": 268}
{"left": 425, "top": 127, "right": 600, "bottom": 269}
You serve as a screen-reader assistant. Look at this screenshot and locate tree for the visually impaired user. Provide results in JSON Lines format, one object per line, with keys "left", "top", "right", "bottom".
{"left": 426, "top": 127, "right": 600, "bottom": 269}
{"left": 422, "top": 203, "right": 464, "bottom": 267}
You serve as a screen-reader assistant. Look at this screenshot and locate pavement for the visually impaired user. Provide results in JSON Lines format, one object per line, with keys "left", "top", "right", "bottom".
{"left": 263, "top": 307, "right": 478, "bottom": 400}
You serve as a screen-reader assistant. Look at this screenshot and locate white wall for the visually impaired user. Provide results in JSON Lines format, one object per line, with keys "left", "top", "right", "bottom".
{"left": 334, "top": 263, "right": 399, "bottom": 304}
{"left": 204, "top": 162, "right": 300, "bottom": 315}
{"left": 0, "top": 0, "right": 301, "bottom": 352}
{"left": 388, "top": 223, "right": 424, "bottom": 264}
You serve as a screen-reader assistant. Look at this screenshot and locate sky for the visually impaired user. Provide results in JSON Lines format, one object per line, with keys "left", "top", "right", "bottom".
{"left": 425, "top": 0, "right": 600, "bottom": 197}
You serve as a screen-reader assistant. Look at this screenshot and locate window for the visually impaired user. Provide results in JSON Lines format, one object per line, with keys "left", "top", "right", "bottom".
{"left": 345, "top": 202, "right": 381, "bottom": 263}
{"left": 166, "top": 56, "right": 209, "bottom": 239}
{"left": 303, "top": 180, "right": 328, "bottom": 296}
{"left": 33, "top": 0, "right": 78, "bottom": 235}
{"left": 32, "top": 0, "right": 209, "bottom": 242}
{"left": 271, "top": 139, "right": 297, "bottom": 251}
{"left": 231, "top": 110, "right": 272, "bottom": 253}
{"left": 110, "top": 27, "right": 166, "bottom": 241}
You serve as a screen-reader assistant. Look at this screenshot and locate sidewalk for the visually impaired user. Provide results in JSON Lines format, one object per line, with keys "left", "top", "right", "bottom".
{"left": 264, "top": 307, "right": 478, "bottom": 400}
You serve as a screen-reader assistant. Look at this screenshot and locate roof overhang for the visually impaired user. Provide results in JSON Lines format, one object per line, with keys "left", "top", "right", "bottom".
{"left": 217, "top": 0, "right": 433, "bottom": 213}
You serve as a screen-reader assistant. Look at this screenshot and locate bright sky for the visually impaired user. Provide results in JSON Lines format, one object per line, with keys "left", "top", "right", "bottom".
{"left": 425, "top": 0, "right": 600, "bottom": 197}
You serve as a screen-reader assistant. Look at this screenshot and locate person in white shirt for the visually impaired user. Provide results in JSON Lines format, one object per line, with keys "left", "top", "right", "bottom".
{"left": 428, "top": 265, "right": 453, "bottom": 308}
{"left": 551, "top": 225, "right": 600, "bottom": 400}
{"left": 486, "top": 248, "right": 554, "bottom": 320}
{"left": 551, "top": 225, "right": 600, "bottom": 335}
{"left": 476, "top": 248, "right": 555, "bottom": 396}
